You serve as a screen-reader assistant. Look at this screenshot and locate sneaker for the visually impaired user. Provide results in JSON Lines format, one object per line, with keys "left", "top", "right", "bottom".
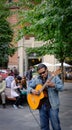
{"left": 13, "top": 104, "right": 18, "bottom": 110}
{"left": 18, "top": 105, "right": 24, "bottom": 109}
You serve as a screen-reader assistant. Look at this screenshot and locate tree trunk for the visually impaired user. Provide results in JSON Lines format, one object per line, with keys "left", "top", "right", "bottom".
{"left": 61, "top": 62, "right": 64, "bottom": 83}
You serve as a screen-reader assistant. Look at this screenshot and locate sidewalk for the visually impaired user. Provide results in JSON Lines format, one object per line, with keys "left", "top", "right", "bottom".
{"left": 0, "top": 82, "right": 72, "bottom": 130}
{"left": 60, "top": 82, "right": 72, "bottom": 130}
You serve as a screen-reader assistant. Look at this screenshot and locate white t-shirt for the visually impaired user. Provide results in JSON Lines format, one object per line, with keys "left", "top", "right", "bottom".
{"left": 11, "top": 80, "right": 20, "bottom": 97}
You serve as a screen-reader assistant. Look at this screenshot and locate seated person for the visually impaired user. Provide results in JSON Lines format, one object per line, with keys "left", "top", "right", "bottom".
{"left": 5, "top": 71, "right": 14, "bottom": 88}
{"left": 18, "top": 76, "right": 27, "bottom": 103}
{"left": 20, "top": 76, "right": 27, "bottom": 95}
{"left": 0, "top": 75, "right": 6, "bottom": 108}
{"left": 11, "top": 75, "right": 24, "bottom": 109}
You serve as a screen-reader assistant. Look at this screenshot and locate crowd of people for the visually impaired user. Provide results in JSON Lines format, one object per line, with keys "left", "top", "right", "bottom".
{"left": 0, "top": 67, "right": 27, "bottom": 109}
{"left": 65, "top": 68, "right": 72, "bottom": 80}
{"left": 0, "top": 65, "right": 36, "bottom": 109}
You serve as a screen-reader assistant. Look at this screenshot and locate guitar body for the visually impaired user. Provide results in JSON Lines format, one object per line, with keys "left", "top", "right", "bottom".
{"left": 27, "top": 84, "right": 47, "bottom": 110}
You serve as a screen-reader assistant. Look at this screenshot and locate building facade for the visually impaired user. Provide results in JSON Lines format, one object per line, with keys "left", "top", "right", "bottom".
{"left": 8, "top": 0, "right": 57, "bottom": 76}
{"left": 17, "top": 37, "right": 57, "bottom": 76}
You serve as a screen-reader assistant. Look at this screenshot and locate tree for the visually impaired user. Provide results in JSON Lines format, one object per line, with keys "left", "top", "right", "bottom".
{"left": 16, "top": 0, "right": 72, "bottom": 82}
{"left": 0, "top": 0, "right": 16, "bottom": 68}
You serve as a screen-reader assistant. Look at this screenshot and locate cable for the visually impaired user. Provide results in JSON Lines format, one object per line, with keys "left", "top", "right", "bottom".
{"left": 28, "top": 105, "right": 41, "bottom": 128}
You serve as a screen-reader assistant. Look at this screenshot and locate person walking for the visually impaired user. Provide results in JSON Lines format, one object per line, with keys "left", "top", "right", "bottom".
{"left": 27, "top": 64, "right": 64, "bottom": 130}
{"left": 0, "top": 75, "right": 6, "bottom": 108}
{"left": 26, "top": 66, "right": 34, "bottom": 81}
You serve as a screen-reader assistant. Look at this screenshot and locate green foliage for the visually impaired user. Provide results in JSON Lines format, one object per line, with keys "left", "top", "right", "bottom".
{"left": 0, "top": 18, "right": 16, "bottom": 67}
{"left": 0, "top": 19, "right": 13, "bottom": 43}
{"left": 17, "top": 0, "right": 72, "bottom": 63}
{"left": 0, "top": 0, "right": 16, "bottom": 68}
{"left": 0, "top": 0, "right": 10, "bottom": 18}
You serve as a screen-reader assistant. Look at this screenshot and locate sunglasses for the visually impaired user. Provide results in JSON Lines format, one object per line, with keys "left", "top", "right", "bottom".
{"left": 39, "top": 70, "right": 46, "bottom": 75}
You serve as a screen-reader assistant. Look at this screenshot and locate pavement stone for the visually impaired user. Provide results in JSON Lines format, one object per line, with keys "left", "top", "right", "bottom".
{"left": 0, "top": 82, "right": 72, "bottom": 130}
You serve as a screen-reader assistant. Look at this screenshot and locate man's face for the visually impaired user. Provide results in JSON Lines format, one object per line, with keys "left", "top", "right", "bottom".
{"left": 38, "top": 67, "right": 48, "bottom": 79}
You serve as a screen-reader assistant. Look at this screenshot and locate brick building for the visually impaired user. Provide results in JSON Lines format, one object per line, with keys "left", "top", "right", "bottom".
{"left": 8, "top": 0, "right": 19, "bottom": 69}
{"left": 8, "top": 0, "right": 57, "bottom": 76}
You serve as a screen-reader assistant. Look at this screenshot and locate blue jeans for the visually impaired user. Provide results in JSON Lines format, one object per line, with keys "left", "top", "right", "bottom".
{"left": 39, "top": 104, "right": 61, "bottom": 130}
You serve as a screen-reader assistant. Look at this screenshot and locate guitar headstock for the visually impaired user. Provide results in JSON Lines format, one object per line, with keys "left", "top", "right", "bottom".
{"left": 50, "top": 68, "right": 61, "bottom": 77}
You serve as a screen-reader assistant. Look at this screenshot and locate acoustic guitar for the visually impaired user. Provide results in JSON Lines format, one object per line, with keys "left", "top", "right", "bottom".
{"left": 27, "top": 69, "right": 61, "bottom": 110}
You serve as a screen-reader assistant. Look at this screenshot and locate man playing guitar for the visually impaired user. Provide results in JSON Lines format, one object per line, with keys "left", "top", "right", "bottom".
{"left": 27, "top": 63, "right": 64, "bottom": 130}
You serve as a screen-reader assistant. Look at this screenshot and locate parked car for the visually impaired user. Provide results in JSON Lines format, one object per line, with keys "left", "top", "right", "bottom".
{"left": 0, "top": 69, "right": 8, "bottom": 80}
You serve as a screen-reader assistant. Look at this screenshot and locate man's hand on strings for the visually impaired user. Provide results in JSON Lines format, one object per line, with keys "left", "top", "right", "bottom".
{"left": 31, "top": 89, "right": 40, "bottom": 95}
{"left": 46, "top": 81, "right": 55, "bottom": 88}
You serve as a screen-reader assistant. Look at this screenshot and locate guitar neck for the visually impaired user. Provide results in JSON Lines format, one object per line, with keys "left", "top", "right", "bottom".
{"left": 39, "top": 69, "right": 61, "bottom": 93}
{"left": 40, "top": 75, "right": 53, "bottom": 93}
